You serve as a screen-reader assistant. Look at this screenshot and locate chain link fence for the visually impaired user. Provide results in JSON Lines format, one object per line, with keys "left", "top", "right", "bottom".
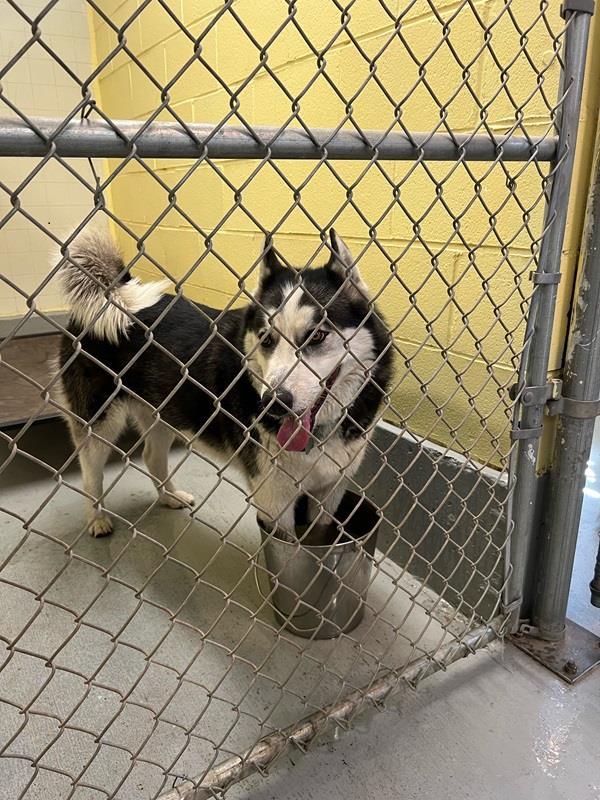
{"left": 0, "top": 1, "right": 592, "bottom": 797}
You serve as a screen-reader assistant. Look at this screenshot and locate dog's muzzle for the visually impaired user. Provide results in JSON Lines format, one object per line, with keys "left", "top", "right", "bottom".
{"left": 274, "top": 367, "right": 341, "bottom": 453}
{"left": 259, "top": 388, "right": 294, "bottom": 419}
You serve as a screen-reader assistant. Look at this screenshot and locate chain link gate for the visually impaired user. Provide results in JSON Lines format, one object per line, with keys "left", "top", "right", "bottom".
{"left": 0, "top": 1, "right": 593, "bottom": 798}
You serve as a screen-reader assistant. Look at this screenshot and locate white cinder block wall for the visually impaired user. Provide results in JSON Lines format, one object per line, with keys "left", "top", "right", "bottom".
{"left": 0, "top": 1, "right": 95, "bottom": 320}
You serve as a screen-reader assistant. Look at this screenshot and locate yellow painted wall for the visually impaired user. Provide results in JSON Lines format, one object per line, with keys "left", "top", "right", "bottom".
{"left": 0, "top": 0, "right": 95, "bottom": 317}
{"left": 89, "top": 0, "right": 576, "bottom": 468}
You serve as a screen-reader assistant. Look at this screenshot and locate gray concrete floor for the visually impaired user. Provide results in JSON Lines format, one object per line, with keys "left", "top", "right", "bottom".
{"left": 231, "top": 642, "right": 600, "bottom": 800}
{"left": 0, "top": 420, "right": 470, "bottom": 799}
{"left": 1, "top": 420, "right": 600, "bottom": 800}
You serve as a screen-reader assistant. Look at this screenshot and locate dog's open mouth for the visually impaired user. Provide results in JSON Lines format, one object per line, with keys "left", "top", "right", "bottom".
{"left": 276, "top": 368, "right": 340, "bottom": 452}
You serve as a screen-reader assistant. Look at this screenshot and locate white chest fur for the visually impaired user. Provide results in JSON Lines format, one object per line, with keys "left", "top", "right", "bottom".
{"left": 249, "top": 429, "right": 370, "bottom": 534}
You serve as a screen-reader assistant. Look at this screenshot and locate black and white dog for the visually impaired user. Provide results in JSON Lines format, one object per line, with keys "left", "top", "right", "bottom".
{"left": 57, "top": 230, "right": 393, "bottom": 539}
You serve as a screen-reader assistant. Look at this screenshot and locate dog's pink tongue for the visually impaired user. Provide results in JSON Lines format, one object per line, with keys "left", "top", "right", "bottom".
{"left": 277, "top": 410, "right": 311, "bottom": 451}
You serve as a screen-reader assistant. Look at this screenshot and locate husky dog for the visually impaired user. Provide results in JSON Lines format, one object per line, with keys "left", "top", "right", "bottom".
{"left": 57, "top": 229, "right": 393, "bottom": 540}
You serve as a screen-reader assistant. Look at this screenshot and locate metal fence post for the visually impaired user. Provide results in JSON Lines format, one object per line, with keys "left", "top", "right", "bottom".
{"left": 531, "top": 117, "right": 600, "bottom": 640}
{"left": 506, "top": 7, "right": 593, "bottom": 630}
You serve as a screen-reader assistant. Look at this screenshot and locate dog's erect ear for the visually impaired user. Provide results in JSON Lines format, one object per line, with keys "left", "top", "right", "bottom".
{"left": 325, "top": 230, "right": 370, "bottom": 297}
{"left": 258, "top": 235, "right": 285, "bottom": 288}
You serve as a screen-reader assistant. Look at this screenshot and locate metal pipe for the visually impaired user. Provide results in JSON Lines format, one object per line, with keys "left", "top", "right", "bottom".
{"left": 0, "top": 116, "right": 558, "bottom": 161}
{"left": 157, "top": 621, "right": 499, "bottom": 800}
{"left": 533, "top": 114, "right": 600, "bottom": 638}
{"left": 505, "top": 10, "right": 592, "bottom": 631}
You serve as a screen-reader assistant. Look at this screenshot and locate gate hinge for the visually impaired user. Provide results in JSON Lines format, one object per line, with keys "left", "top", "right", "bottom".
{"left": 529, "top": 269, "right": 562, "bottom": 285}
{"left": 561, "top": 0, "right": 595, "bottom": 18}
{"left": 509, "top": 379, "right": 562, "bottom": 407}
{"left": 547, "top": 396, "right": 600, "bottom": 419}
{"left": 511, "top": 379, "right": 600, "bottom": 419}
{"left": 510, "top": 425, "right": 544, "bottom": 441}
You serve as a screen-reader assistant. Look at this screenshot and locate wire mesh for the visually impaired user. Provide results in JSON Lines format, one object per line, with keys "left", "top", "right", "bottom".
{"left": 0, "top": 1, "right": 586, "bottom": 798}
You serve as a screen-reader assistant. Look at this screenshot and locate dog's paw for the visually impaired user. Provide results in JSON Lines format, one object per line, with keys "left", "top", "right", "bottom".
{"left": 89, "top": 513, "right": 113, "bottom": 538}
{"left": 159, "top": 489, "right": 195, "bottom": 509}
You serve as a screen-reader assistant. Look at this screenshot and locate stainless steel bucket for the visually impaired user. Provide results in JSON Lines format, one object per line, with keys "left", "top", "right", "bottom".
{"left": 257, "top": 492, "right": 380, "bottom": 639}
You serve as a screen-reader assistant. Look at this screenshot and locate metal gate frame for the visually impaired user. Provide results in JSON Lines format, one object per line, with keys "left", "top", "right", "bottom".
{"left": 507, "top": 1, "right": 591, "bottom": 617}
{"left": 509, "top": 132, "right": 600, "bottom": 684}
{"left": 506, "top": 2, "right": 600, "bottom": 685}
{"left": 0, "top": 2, "right": 596, "bottom": 797}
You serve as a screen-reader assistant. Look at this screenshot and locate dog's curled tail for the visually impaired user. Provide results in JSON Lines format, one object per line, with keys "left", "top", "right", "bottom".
{"left": 60, "top": 230, "right": 169, "bottom": 344}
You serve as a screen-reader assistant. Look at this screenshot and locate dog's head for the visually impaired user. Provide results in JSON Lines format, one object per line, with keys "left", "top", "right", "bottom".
{"left": 244, "top": 230, "right": 390, "bottom": 451}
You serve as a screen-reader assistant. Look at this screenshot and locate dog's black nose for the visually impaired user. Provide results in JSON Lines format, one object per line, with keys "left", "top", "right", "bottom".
{"left": 260, "top": 388, "right": 294, "bottom": 418}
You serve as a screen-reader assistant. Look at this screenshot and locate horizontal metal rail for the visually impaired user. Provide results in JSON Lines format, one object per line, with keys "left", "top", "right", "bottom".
{"left": 159, "top": 621, "right": 500, "bottom": 800}
{"left": 0, "top": 117, "right": 558, "bottom": 161}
